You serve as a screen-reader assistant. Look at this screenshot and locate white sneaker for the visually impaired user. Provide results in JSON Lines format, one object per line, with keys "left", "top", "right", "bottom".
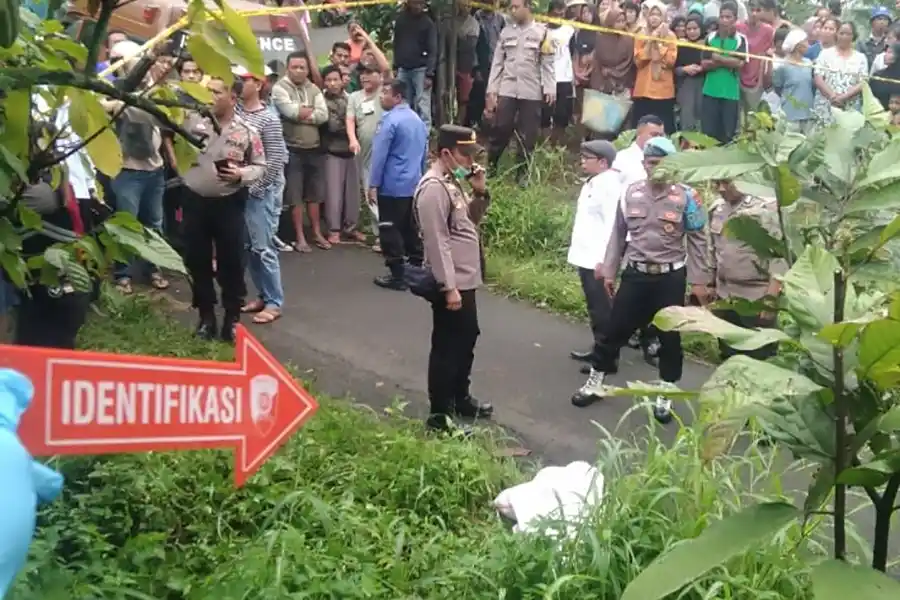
{"left": 273, "top": 236, "right": 292, "bottom": 252}
{"left": 572, "top": 368, "right": 606, "bottom": 407}
{"left": 652, "top": 395, "right": 673, "bottom": 424}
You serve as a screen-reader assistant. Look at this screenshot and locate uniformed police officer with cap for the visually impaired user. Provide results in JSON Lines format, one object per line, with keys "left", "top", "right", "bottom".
{"left": 571, "top": 136, "right": 713, "bottom": 424}
{"left": 485, "top": 0, "right": 556, "bottom": 185}
{"left": 181, "top": 76, "right": 266, "bottom": 343}
{"left": 416, "top": 124, "right": 494, "bottom": 433}
{"left": 709, "top": 178, "right": 787, "bottom": 360}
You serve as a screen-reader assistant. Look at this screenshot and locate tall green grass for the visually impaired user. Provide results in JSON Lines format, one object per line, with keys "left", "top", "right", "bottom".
{"left": 11, "top": 297, "right": 815, "bottom": 599}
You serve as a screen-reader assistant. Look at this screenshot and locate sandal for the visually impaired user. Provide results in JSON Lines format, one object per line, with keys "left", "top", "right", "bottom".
{"left": 293, "top": 241, "right": 312, "bottom": 253}
{"left": 314, "top": 236, "right": 332, "bottom": 250}
{"left": 241, "top": 299, "right": 265, "bottom": 313}
{"left": 372, "top": 244, "right": 381, "bottom": 253}
{"left": 345, "top": 230, "right": 367, "bottom": 243}
{"left": 150, "top": 273, "right": 170, "bottom": 290}
{"left": 327, "top": 232, "right": 341, "bottom": 245}
{"left": 116, "top": 278, "right": 134, "bottom": 295}
{"left": 252, "top": 308, "right": 282, "bottom": 324}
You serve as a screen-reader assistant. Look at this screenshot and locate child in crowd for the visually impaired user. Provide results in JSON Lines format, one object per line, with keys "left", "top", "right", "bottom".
{"left": 700, "top": 1, "right": 746, "bottom": 143}
{"left": 320, "top": 65, "right": 364, "bottom": 245}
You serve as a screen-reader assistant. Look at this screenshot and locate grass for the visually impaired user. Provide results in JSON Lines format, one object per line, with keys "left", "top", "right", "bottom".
{"left": 480, "top": 144, "right": 722, "bottom": 363}
{"left": 11, "top": 296, "right": 817, "bottom": 599}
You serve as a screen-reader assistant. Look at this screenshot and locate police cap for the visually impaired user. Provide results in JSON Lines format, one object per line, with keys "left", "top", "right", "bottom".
{"left": 580, "top": 139, "right": 617, "bottom": 164}
{"left": 437, "top": 124, "right": 481, "bottom": 156}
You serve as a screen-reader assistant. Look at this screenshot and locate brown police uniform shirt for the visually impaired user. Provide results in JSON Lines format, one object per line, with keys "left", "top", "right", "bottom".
{"left": 709, "top": 195, "right": 788, "bottom": 301}
{"left": 603, "top": 180, "right": 713, "bottom": 286}
{"left": 486, "top": 20, "right": 556, "bottom": 101}
{"left": 182, "top": 114, "right": 266, "bottom": 198}
{"left": 415, "top": 165, "right": 490, "bottom": 292}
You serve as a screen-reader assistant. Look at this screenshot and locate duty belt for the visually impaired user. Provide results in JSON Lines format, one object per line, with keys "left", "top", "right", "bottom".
{"left": 629, "top": 260, "right": 686, "bottom": 275}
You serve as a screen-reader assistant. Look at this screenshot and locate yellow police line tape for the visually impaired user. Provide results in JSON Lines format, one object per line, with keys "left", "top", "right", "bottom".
{"left": 100, "top": 0, "right": 900, "bottom": 88}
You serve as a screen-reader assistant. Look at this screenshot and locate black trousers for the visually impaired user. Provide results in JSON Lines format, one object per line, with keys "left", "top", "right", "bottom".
{"left": 377, "top": 195, "right": 423, "bottom": 278}
{"left": 428, "top": 289, "right": 480, "bottom": 416}
{"left": 14, "top": 285, "right": 90, "bottom": 349}
{"left": 162, "top": 183, "right": 184, "bottom": 255}
{"left": 182, "top": 188, "right": 247, "bottom": 315}
{"left": 578, "top": 267, "right": 611, "bottom": 346}
{"left": 541, "top": 82, "right": 575, "bottom": 129}
{"left": 488, "top": 96, "right": 542, "bottom": 172}
{"left": 701, "top": 95, "right": 740, "bottom": 144}
{"left": 591, "top": 266, "right": 687, "bottom": 382}
{"left": 713, "top": 308, "right": 778, "bottom": 361}
{"left": 466, "top": 77, "right": 487, "bottom": 128}
{"left": 632, "top": 97, "right": 676, "bottom": 134}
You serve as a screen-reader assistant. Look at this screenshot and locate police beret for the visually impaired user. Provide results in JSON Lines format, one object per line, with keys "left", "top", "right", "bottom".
{"left": 643, "top": 136, "right": 678, "bottom": 157}
{"left": 580, "top": 139, "right": 617, "bottom": 164}
{"left": 437, "top": 124, "right": 481, "bottom": 155}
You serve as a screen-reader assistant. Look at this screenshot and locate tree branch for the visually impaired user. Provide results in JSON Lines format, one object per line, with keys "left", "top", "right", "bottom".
{"left": 85, "top": 0, "right": 117, "bottom": 75}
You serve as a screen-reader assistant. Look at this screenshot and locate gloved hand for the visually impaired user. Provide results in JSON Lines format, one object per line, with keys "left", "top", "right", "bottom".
{"left": 0, "top": 369, "right": 64, "bottom": 598}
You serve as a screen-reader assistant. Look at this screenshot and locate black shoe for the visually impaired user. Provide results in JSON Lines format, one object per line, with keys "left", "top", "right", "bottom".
{"left": 195, "top": 316, "right": 217, "bottom": 340}
{"left": 581, "top": 359, "right": 618, "bottom": 375}
{"left": 642, "top": 346, "right": 659, "bottom": 367}
{"left": 454, "top": 396, "right": 494, "bottom": 419}
{"left": 426, "top": 414, "right": 474, "bottom": 436}
{"left": 373, "top": 274, "right": 408, "bottom": 291}
{"left": 570, "top": 349, "right": 593, "bottom": 362}
{"left": 220, "top": 314, "right": 239, "bottom": 343}
{"left": 627, "top": 332, "right": 642, "bottom": 349}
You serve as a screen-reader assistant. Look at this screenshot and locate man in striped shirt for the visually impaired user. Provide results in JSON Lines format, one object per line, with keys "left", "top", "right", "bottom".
{"left": 235, "top": 67, "right": 287, "bottom": 325}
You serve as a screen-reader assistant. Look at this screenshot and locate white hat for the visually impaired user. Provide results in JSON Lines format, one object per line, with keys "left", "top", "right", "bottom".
{"left": 782, "top": 28, "right": 808, "bottom": 54}
{"left": 232, "top": 65, "right": 266, "bottom": 79}
{"left": 109, "top": 40, "right": 141, "bottom": 61}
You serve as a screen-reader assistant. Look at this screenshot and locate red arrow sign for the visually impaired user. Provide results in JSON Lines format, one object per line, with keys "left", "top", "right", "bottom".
{"left": 0, "top": 325, "right": 317, "bottom": 487}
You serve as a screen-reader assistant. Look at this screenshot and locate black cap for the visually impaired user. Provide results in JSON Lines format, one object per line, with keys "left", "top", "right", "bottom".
{"left": 437, "top": 124, "right": 481, "bottom": 156}
{"left": 580, "top": 139, "right": 617, "bottom": 164}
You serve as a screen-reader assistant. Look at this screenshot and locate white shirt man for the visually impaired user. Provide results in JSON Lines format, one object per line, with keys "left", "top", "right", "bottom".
{"left": 568, "top": 140, "right": 623, "bottom": 364}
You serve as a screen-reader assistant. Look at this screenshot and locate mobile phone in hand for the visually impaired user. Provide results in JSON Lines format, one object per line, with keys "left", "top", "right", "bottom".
{"left": 214, "top": 159, "right": 232, "bottom": 173}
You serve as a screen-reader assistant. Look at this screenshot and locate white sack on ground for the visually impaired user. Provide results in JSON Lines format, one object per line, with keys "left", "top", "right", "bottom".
{"left": 493, "top": 461, "right": 604, "bottom": 537}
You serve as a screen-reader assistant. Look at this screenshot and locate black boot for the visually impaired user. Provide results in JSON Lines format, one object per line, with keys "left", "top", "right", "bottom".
{"left": 454, "top": 395, "right": 494, "bottom": 419}
{"left": 642, "top": 339, "right": 660, "bottom": 367}
{"left": 220, "top": 312, "right": 239, "bottom": 343}
{"left": 426, "top": 413, "right": 473, "bottom": 436}
{"left": 195, "top": 311, "right": 217, "bottom": 340}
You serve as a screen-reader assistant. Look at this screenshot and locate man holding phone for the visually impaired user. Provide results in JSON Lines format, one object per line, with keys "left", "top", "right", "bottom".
{"left": 181, "top": 77, "right": 266, "bottom": 343}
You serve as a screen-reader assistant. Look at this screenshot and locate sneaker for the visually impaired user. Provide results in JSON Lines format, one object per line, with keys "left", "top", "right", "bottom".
{"left": 454, "top": 396, "right": 494, "bottom": 419}
{"left": 426, "top": 414, "right": 474, "bottom": 436}
{"left": 652, "top": 395, "right": 673, "bottom": 424}
{"left": 571, "top": 368, "right": 606, "bottom": 408}
{"left": 273, "top": 236, "right": 293, "bottom": 252}
{"left": 627, "top": 332, "right": 642, "bottom": 349}
{"left": 642, "top": 340, "right": 660, "bottom": 367}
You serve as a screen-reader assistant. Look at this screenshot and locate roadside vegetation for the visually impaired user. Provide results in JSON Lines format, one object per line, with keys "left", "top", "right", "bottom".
{"left": 13, "top": 296, "right": 816, "bottom": 600}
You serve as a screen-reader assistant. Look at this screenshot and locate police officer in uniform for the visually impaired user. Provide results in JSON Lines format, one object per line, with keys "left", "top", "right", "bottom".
{"left": 571, "top": 137, "right": 713, "bottom": 423}
{"left": 416, "top": 125, "right": 495, "bottom": 432}
{"left": 181, "top": 77, "right": 266, "bottom": 342}
{"left": 485, "top": 0, "right": 556, "bottom": 184}
{"left": 709, "top": 179, "right": 787, "bottom": 360}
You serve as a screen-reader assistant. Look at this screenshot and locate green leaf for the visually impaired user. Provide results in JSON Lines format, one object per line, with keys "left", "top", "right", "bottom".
{"left": 743, "top": 390, "right": 836, "bottom": 461}
{"left": 804, "top": 463, "right": 834, "bottom": 514}
{"left": 176, "top": 81, "right": 214, "bottom": 104}
{"left": 674, "top": 131, "right": 720, "bottom": 149}
{"left": 857, "top": 318, "right": 900, "bottom": 387}
{"left": 725, "top": 214, "right": 785, "bottom": 260}
{"left": 44, "top": 36, "right": 89, "bottom": 64}
{"left": 0, "top": 251, "right": 28, "bottom": 288}
{"left": 781, "top": 246, "right": 841, "bottom": 332}
{"left": 817, "top": 317, "right": 877, "bottom": 348}
{"left": 1, "top": 90, "right": 31, "bottom": 160}
{"left": 700, "top": 355, "right": 822, "bottom": 405}
{"left": 861, "top": 82, "right": 891, "bottom": 128}
{"left": 102, "top": 223, "right": 186, "bottom": 274}
{"left": 811, "top": 559, "right": 900, "bottom": 599}
{"left": 621, "top": 502, "right": 800, "bottom": 600}
{"left": 67, "top": 89, "right": 122, "bottom": 177}
{"left": 822, "top": 125, "right": 856, "bottom": 186}
{"left": 17, "top": 203, "right": 43, "bottom": 231}
{"left": 855, "top": 138, "right": 900, "bottom": 190}
{"left": 185, "top": 35, "right": 233, "bottom": 84}
{"left": 173, "top": 135, "right": 199, "bottom": 176}
{"left": 653, "top": 306, "right": 790, "bottom": 351}
{"left": 846, "top": 179, "right": 900, "bottom": 213}
{"left": 658, "top": 147, "right": 767, "bottom": 184}
{"left": 216, "top": 0, "right": 264, "bottom": 76}
{"left": 773, "top": 163, "right": 800, "bottom": 207}
{"left": 837, "top": 458, "right": 898, "bottom": 487}
{"left": 832, "top": 106, "right": 866, "bottom": 133}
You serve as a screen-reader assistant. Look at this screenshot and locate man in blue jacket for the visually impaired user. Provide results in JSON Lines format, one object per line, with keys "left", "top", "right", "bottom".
{"left": 368, "top": 79, "right": 429, "bottom": 291}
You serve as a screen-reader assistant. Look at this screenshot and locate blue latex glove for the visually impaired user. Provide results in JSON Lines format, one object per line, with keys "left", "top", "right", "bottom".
{"left": 0, "top": 369, "right": 64, "bottom": 598}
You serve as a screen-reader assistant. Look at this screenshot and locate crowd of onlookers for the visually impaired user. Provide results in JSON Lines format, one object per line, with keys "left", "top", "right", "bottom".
{"left": 6, "top": 0, "right": 900, "bottom": 348}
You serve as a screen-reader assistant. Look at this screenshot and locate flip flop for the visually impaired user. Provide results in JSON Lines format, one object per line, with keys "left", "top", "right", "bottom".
{"left": 293, "top": 241, "right": 313, "bottom": 253}
{"left": 150, "top": 273, "right": 170, "bottom": 290}
{"left": 314, "top": 237, "right": 332, "bottom": 250}
{"left": 241, "top": 300, "right": 265, "bottom": 313}
{"left": 116, "top": 278, "right": 134, "bottom": 295}
{"left": 252, "top": 308, "right": 282, "bottom": 324}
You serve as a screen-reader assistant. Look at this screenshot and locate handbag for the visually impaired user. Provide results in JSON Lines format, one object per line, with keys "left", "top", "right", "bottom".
{"left": 405, "top": 176, "right": 454, "bottom": 302}
{"left": 581, "top": 88, "right": 633, "bottom": 135}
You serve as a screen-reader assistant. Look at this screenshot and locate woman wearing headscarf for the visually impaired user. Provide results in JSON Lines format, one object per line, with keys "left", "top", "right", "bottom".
{"left": 631, "top": 0, "right": 677, "bottom": 132}
{"left": 675, "top": 13, "right": 706, "bottom": 131}
{"left": 772, "top": 28, "right": 815, "bottom": 133}
{"left": 589, "top": 7, "right": 635, "bottom": 97}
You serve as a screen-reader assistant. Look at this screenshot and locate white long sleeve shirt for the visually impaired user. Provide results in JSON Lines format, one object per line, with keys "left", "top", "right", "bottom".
{"left": 567, "top": 169, "right": 624, "bottom": 270}
{"left": 32, "top": 94, "right": 97, "bottom": 200}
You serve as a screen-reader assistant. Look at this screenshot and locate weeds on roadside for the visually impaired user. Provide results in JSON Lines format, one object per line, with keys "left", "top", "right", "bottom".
{"left": 11, "top": 299, "right": 812, "bottom": 599}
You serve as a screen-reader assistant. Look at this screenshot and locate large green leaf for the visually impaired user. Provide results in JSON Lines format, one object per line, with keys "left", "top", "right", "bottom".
{"left": 653, "top": 306, "right": 790, "bottom": 350}
{"left": 102, "top": 222, "right": 186, "bottom": 274}
{"left": 855, "top": 138, "right": 900, "bottom": 190}
{"left": 621, "top": 502, "right": 800, "bottom": 600}
{"left": 822, "top": 125, "right": 857, "bottom": 186}
{"left": 837, "top": 450, "right": 900, "bottom": 487}
{"left": 846, "top": 179, "right": 900, "bottom": 213}
{"left": 861, "top": 82, "right": 891, "bottom": 128}
{"left": 857, "top": 318, "right": 900, "bottom": 387}
{"left": 811, "top": 559, "right": 900, "bottom": 600}
{"left": 773, "top": 163, "right": 800, "bottom": 207}
{"left": 67, "top": 88, "right": 122, "bottom": 177}
{"left": 781, "top": 246, "right": 841, "bottom": 332}
{"left": 185, "top": 35, "right": 233, "bottom": 84}
{"left": 725, "top": 214, "right": 785, "bottom": 259}
{"left": 742, "top": 391, "right": 836, "bottom": 461}
{"left": 216, "top": 0, "right": 264, "bottom": 75}
{"left": 658, "top": 147, "right": 767, "bottom": 184}
{"left": 1, "top": 90, "right": 31, "bottom": 161}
